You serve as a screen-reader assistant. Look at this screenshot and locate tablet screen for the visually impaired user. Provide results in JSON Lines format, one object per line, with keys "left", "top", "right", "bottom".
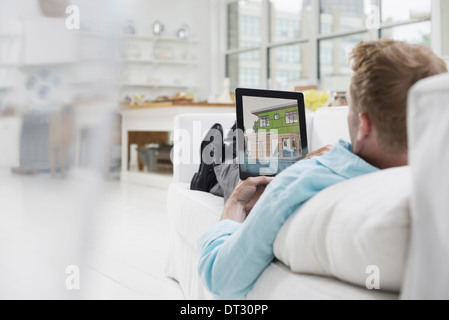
{"left": 236, "top": 89, "right": 308, "bottom": 179}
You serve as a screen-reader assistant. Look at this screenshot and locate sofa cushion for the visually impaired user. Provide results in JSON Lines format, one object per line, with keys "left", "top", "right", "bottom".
{"left": 247, "top": 261, "right": 398, "bottom": 300}
{"left": 274, "top": 166, "right": 411, "bottom": 292}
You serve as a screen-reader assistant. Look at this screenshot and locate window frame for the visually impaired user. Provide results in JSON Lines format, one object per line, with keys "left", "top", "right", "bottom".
{"left": 259, "top": 115, "right": 270, "bottom": 128}
{"left": 285, "top": 110, "right": 298, "bottom": 124}
{"left": 223, "top": 0, "right": 436, "bottom": 91}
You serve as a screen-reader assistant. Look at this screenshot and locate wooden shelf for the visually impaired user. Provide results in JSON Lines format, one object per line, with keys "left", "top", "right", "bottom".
{"left": 154, "top": 36, "right": 199, "bottom": 43}
{"left": 121, "top": 58, "right": 198, "bottom": 65}
{"left": 119, "top": 82, "right": 196, "bottom": 88}
{"left": 121, "top": 59, "right": 154, "bottom": 64}
{"left": 122, "top": 101, "right": 235, "bottom": 110}
{"left": 121, "top": 34, "right": 151, "bottom": 40}
{"left": 122, "top": 34, "right": 199, "bottom": 43}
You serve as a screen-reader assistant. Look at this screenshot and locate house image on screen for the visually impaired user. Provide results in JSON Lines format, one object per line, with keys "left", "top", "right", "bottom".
{"left": 245, "top": 102, "right": 302, "bottom": 161}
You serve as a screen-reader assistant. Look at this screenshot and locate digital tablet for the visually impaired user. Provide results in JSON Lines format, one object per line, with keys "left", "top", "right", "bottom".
{"left": 235, "top": 88, "right": 308, "bottom": 180}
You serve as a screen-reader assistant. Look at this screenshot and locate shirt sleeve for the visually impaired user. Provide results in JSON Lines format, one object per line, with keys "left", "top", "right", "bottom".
{"left": 197, "top": 159, "right": 347, "bottom": 299}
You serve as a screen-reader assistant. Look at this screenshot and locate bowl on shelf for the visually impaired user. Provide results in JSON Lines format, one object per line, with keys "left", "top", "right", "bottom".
{"left": 39, "top": 0, "right": 69, "bottom": 17}
{"left": 153, "top": 47, "right": 174, "bottom": 60}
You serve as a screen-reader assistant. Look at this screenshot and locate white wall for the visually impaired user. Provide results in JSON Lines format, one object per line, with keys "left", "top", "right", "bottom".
{"left": 0, "top": 0, "right": 220, "bottom": 101}
{"left": 0, "top": 0, "right": 43, "bottom": 20}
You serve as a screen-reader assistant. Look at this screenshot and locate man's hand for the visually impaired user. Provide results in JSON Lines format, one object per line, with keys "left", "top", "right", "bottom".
{"left": 304, "top": 144, "right": 334, "bottom": 160}
{"left": 221, "top": 176, "right": 274, "bottom": 223}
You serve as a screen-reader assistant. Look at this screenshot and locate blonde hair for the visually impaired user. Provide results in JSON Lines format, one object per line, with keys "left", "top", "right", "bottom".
{"left": 350, "top": 39, "right": 448, "bottom": 152}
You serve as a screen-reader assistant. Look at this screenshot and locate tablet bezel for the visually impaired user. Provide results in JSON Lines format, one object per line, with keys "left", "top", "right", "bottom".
{"left": 235, "top": 88, "right": 308, "bottom": 180}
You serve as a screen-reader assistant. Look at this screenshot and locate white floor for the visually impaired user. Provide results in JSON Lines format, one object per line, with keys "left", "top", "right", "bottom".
{"left": 0, "top": 168, "right": 184, "bottom": 300}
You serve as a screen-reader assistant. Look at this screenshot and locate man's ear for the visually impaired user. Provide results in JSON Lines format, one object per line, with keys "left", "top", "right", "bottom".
{"left": 356, "top": 112, "right": 372, "bottom": 145}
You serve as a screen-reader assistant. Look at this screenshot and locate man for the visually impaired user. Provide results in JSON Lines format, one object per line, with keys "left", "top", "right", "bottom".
{"left": 197, "top": 40, "right": 448, "bottom": 299}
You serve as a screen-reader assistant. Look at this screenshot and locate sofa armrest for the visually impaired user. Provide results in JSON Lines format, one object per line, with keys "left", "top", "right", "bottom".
{"left": 401, "top": 73, "right": 449, "bottom": 299}
{"left": 172, "top": 113, "right": 236, "bottom": 184}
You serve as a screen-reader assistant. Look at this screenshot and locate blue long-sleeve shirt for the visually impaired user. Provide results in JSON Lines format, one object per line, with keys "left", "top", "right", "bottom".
{"left": 197, "top": 140, "right": 379, "bottom": 299}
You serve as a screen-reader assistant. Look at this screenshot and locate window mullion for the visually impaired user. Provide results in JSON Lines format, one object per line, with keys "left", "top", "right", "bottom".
{"left": 372, "top": 0, "right": 381, "bottom": 41}
{"left": 261, "top": 0, "right": 270, "bottom": 89}
{"left": 311, "top": 0, "right": 320, "bottom": 86}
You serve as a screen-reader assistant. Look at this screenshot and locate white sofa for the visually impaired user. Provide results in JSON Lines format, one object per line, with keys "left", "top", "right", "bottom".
{"left": 166, "top": 75, "right": 449, "bottom": 300}
{"left": 166, "top": 107, "right": 396, "bottom": 300}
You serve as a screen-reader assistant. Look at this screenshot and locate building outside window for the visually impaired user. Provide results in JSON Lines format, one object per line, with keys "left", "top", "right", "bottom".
{"left": 226, "top": 0, "right": 433, "bottom": 93}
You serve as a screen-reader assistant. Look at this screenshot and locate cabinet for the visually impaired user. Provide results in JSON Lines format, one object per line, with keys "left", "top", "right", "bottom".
{"left": 121, "top": 102, "right": 235, "bottom": 188}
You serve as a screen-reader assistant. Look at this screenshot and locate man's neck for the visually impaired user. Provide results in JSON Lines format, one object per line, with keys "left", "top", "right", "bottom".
{"left": 364, "top": 151, "right": 408, "bottom": 170}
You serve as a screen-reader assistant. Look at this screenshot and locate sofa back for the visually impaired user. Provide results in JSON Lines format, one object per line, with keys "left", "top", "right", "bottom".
{"left": 401, "top": 73, "right": 449, "bottom": 299}
{"left": 172, "top": 107, "right": 350, "bottom": 184}
{"left": 310, "top": 107, "right": 349, "bottom": 152}
{"left": 172, "top": 113, "right": 237, "bottom": 184}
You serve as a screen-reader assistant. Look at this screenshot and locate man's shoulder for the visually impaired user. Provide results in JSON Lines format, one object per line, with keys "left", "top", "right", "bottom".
{"left": 313, "top": 140, "right": 379, "bottom": 179}
{"left": 277, "top": 140, "right": 377, "bottom": 181}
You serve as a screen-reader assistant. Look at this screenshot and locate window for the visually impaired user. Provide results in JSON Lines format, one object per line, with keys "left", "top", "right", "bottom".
{"left": 269, "top": 42, "right": 309, "bottom": 90}
{"left": 285, "top": 111, "right": 298, "bottom": 124}
{"left": 228, "top": 0, "right": 263, "bottom": 50}
{"left": 274, "top": 114, "right": 280, "bottom": 120}
{"left": 227, "top": 51, "right": 262, "bottom": 90}
{"left": 241, "top": 15, "right": 262, "bottom": 36}
{"left": 270, "top": 0, "right": 311, "bottom": 43}
{"left": 381, "top": 21, "right": 431, "bottom": 47}
{"left": 381, "top": 0, "right": 431, "bottom": 24}
{"left": 226, "top": 0, "right": 433, "bottom": 93}
{"left": 258, "top": 141, "right": 264, "bottom": 158}
{"left": 246, "top": 139, "right": 252, "bottom": 157}
{"left": 260, "top": 116, "right": 270, "bottom": 127}
{"left": 240, "top": 67, "right": 260, "bottom": 86}
{"left": 319, "top": 33, "right": 369, "bottom": 79}
{"left": 292, "top": 139, "right": 297, "bottom": 150}
{"left": 319, "top": 0, "right": 369, "bottom": 34}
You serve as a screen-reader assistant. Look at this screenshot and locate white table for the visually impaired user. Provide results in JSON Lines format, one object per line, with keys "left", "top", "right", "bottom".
{"left": 121, "top": 104, "right": 235, "bottom": 188}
